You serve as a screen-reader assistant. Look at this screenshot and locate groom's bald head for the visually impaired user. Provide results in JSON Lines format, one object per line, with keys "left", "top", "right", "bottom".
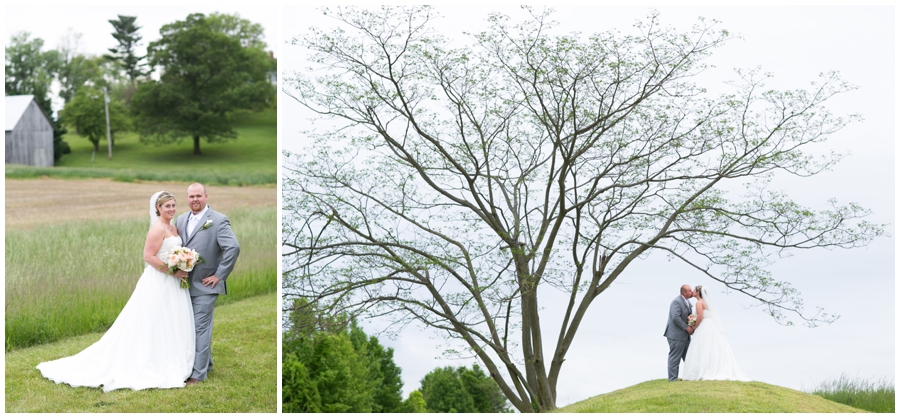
{"left": 680, "top": 285, "right": 692, "bottom": 298}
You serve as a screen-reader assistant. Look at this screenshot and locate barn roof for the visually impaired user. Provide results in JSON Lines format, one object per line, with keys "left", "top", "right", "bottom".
{"left": 5, "top": 95, "right": 47, "bottom": 131}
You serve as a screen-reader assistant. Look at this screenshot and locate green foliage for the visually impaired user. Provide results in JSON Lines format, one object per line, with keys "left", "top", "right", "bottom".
{"left": 352, "top": 327, "right": 405, "bottom": 413}
{"left": 206, "top": 12, "right": 267, "bottom": 50}
{"left": 132, "top": 13, "right": 274, "bottom": 155}
{"left": 52, "top": 116, "right": 71, "bottom": 162}
{"left": 61, "top": 86, "right": 130, "bottom": 152}
{"left": 104, "top": 15, "right": 148, "bottom": 84}
{"left": 57, "top": 29, "right": 124, "bottom": 105}
{"left": 282, "top": 318, "right": 405, "bottom": 413}
{"left": 421, "top": 367, "right": 476, "bottom": 412}
{"left": 419, "top": 364, "right": 512, "bottom": 413}
{"left": 5, "top": 31, "right": 60, "bottom": 113}
{"left": 810, "top": 374, "right": 894, "bottom": 413}
{"left": 58, "top": 54, "right": 113, "bottom": 103}
{"left": 282, "top": 353, "right": 322, "bottom": 412}
{"left": 401, "top": 390, "right": 427, "bottom": 412}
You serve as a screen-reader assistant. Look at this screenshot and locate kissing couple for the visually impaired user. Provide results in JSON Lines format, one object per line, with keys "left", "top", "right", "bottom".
{"left": 664, "top": 284, "right": 749, "bottom": 382}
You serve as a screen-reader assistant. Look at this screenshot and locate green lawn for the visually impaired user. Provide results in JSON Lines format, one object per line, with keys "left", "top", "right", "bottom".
{"left": 6, "top": 109, "right": 276, "bottom": 185}
{"left": 5, "top": 293, "right": 277, "bottom": 413}
{"left": 555, "top": 379, "right": 864, "bottom": 413}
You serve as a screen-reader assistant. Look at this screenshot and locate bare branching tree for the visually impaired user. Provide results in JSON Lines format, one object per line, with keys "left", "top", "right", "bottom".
{"left": 282, "top": 6, "right": 885, "bottom": 412}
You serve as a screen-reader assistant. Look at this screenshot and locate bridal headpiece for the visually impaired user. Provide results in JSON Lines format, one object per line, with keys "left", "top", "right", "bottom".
{"left": 149, "top": 191, "right": 175, "bottom": 226}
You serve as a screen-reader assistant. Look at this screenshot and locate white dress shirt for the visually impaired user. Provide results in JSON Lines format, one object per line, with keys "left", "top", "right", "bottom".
{"left": 187, "top": 205, "right": 210, "bottom": 239}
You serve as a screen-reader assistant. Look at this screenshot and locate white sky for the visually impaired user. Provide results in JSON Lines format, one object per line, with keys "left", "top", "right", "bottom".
{"left": 281, "top": 5, "right": 895, "bottom": 406}
{"left": 5, "top": 3, "right": 279, "bottom": 115}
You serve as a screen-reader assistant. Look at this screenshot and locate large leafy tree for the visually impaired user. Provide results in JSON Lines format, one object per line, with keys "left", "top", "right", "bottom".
{"left": 104, "top": 15, "right": 148, "bottom": 85}
{"left": 5, "top": 32, "right": 59, "bottom": 114}
{"left": 131, "top": 13, "right": 274, "bottom": 155}
{"left": 57, "top": 29, "right": 88, "bottom": 104}
{"left": 61, "top": 86, "right": 130, "bottom": 153}
{"left": 5, "top": 31, "right": 69, "bottom": 161}
{"left": 281, "top": 6, "right": 886, "bottom": 412}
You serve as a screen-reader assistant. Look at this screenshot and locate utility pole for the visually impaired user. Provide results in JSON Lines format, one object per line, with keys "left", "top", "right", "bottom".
{"left": 103, "top": 87, "right": 112, "bottom": 160}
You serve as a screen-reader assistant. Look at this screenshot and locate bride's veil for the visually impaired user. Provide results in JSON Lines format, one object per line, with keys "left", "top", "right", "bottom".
{"left": 700, "top": 286, "right": 730, "bottom": 333}
{"left": 700, "top": 286, "right": 716, "bottom": 313}
{"left": 149, "top": 191, "right": 164, "bottom": 227}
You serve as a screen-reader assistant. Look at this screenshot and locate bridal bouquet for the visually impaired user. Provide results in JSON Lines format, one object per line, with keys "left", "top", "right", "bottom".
{"left": 687, "top": 314, "right": 697, "bottom": 327}
{"left": 163, "top": 246, "right": 205, "bottom": 289}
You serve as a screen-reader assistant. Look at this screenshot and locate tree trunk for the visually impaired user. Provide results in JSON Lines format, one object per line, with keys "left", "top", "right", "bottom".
{"left": 91, "top": 139, "right": 99, "bottom": 153}
{"left": 193, "top": 135, "right": 202, "bottom": 155}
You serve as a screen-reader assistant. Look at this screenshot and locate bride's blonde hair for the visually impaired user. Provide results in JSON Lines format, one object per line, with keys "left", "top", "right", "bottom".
{"left": 694, "top": 285, "right": 704, "bottom": 299}
{"left": 155, "top": 192, "right": 176, "bottom": 216}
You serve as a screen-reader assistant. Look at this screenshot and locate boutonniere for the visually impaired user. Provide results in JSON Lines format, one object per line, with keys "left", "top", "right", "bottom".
{"left": 200, "top": 220, "right": 213, "bottom": 230}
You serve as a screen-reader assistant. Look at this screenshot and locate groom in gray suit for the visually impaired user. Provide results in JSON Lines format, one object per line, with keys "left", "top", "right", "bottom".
{"left": 664, "top": 284, "right": 695, "bottom": 381}
{"left": 177, "top": 183, "right": 240, "bottom": 385}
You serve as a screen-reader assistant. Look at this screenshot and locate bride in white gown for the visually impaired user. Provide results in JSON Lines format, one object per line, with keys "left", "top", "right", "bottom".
{"left": 682, "top": 285, "right": 749, "bottom": 381}
{"left": 37, "top": 191, "right": 196, "bottom": 392}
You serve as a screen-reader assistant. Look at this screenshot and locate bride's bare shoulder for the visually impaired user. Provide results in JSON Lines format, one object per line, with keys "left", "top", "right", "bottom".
{"left": 146, "top": 222, "right": 166, "bottom": 240}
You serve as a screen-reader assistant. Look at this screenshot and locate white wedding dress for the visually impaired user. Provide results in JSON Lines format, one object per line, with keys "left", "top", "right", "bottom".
{"left": 682, "top": 309, "right": 749, "bottom": 381}
{"left": 37, "top": 235, "right": 196, "bottom": 392}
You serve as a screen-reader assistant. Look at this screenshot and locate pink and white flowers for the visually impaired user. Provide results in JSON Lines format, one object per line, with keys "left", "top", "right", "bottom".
{"left": 687, "top": 314, "right": 697, "bottom": 327}
{"left": 163, "top": 246, "right": 205, "bottom": 289}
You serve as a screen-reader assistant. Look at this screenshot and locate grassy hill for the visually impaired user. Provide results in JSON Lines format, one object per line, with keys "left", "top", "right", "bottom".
{"left": 5, "top": 108, "right": 276, "bottom": 185}
{"left": 555, "top": 379, "right": 864, "bottom": 413}
{"left": 5, "top": 293, "right": 277, "bottom": 413}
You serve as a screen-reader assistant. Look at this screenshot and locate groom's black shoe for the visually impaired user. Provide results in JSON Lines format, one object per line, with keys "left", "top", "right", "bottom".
{"left": 186, "top": 378, "right": 201, "bottom": 385}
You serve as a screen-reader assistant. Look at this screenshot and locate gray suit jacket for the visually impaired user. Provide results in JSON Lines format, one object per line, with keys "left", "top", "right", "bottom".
{"left": 176, "top": 207, "right": 240, "bottom": 297}
{"left": 663, "top": 295, "right": 692, "bottom": 341}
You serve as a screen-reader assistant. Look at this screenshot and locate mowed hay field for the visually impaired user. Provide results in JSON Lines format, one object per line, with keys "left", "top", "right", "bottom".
{"left": 5, "top": 178, "right": 277, "bottom": 350}
{"left": 5, "top": 178, "right": 275, "bottom": 229}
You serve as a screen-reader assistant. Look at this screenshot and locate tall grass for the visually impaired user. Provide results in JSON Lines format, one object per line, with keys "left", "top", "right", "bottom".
{"left": 5, "top": 206, "right": 276, "bottom": 351}
{"left": 810, "top": 374, "right": 895, "bottom": 413}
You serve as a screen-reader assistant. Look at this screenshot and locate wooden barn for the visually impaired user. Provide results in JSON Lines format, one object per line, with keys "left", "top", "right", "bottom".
{"left": 6, "top": 95, "right": 54, "bottom": 167}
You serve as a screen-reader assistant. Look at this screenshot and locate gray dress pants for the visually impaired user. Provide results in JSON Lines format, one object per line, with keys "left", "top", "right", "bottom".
{"left": 667, "top": 338, "right": 690, "bottom": 381}
{"left": 190, "top": 294, "right": 218, "bottom": 381}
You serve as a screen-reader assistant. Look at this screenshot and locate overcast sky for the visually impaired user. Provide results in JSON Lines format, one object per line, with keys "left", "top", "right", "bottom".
{"left": 5, "top": 3, "right": 279, "bottom": 115}
{"left": 281, "top": 5, "right": 895, "bottom": 406}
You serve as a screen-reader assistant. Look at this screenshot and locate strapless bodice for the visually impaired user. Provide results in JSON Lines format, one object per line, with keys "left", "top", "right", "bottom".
{"left": 157, "top": 235, "right": 183, "bottom": 259}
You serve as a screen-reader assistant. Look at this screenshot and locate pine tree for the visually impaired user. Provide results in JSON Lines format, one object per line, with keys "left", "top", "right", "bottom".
{"left": 104, "top": 15, "right": 147, "bottom": 84}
